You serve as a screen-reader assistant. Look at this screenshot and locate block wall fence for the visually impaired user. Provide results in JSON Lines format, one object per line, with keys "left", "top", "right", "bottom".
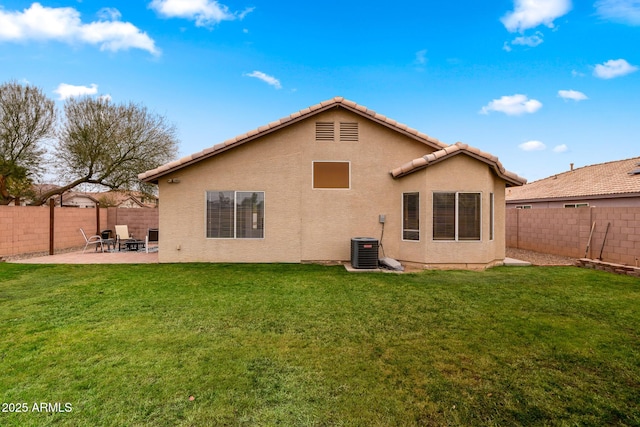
{"left": 4, "top": 205, "right": 638, "bottom": 265}
{"left": 506, "top": 207, "right": 640, "bottom": 266}
{"left": 0, "top": 206, "right": 158, "bottom": 259}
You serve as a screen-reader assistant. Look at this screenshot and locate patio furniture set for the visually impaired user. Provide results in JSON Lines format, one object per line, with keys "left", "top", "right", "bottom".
{"left": 81, "top": 226, "right": 158, "bottom": 253}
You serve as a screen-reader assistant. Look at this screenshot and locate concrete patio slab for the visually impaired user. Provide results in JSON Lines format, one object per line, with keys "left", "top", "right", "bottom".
{"left": 6, "top": 250, "right": 158, "bottom": 264}
{"left": 503, "top": 257, "right": 532, "bottom": 267}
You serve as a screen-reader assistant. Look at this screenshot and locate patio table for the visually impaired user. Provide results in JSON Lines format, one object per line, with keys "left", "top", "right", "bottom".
{"left": 124, "top": 240, "right": 145, "bottom": 252}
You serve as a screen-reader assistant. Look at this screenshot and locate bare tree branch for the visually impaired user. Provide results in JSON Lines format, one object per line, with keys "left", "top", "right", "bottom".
{"left": 32, "top": 97, "right": 178, "bottom": 205}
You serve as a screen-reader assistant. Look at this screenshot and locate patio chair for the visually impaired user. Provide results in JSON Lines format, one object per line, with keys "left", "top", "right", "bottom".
{"left": 145, "top": 228, "right": 159, "bottom": 253}
{"left": 80, "top": 228, "right": 104, "bottom": 253}
{"left": 115, "top": 225, "right": 145, "bottom": 251}
{"left": 115, "top": 225, "right": 134, "bottom": 251}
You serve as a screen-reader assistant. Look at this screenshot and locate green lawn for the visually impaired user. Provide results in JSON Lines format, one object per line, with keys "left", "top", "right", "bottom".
{"left": 0, "top": 263, "right": 639, "bottom": 426}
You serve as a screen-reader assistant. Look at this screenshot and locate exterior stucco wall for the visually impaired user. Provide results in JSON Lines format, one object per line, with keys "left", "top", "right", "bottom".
{"left": 158, "top": 123, "right": 304, "bottom": 263}
{"left": 157, "top": 108, "right": 509, "bottom": 268}
{"left": 158, "top": 108, "right": 435, "bottom": 263}
{"left": 298, "top": 109, "right": 436, "bottom": 262}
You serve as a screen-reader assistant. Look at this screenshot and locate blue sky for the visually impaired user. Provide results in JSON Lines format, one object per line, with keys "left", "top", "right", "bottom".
{"left": 1, "top": 0, "right": 638, "bottom": 182}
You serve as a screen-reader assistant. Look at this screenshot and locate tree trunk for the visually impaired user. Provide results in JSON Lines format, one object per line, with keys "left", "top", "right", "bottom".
{"left": 0, "top": 175, "right": 15, "bottom": 205}
{"left": 31, "top": 176, "right": 93, "bottom": 206}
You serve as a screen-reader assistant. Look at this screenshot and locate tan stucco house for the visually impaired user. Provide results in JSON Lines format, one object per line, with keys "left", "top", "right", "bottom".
{"left": 139, "top": 97, "right": 526, "bottom": 269}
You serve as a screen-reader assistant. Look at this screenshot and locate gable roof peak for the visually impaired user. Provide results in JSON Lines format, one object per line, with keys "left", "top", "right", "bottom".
{"left": 139, "top": 97, "right": 449, "bottom": 183}
{"left": 390, "top": 141, "right": 526, "bottom": 187}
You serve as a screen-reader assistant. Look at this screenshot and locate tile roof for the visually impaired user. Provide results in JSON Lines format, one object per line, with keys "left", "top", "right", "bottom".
{"left": 139, "top": 97, "right": 524, "bottom": 187}
{"left": 390, "top": 142, "right": 526, "bottom": 186}
{"left": 62, "top": 190, "right": 157, "bottom": 208}
{"left": 506, "top": 156, "right": 640, "bottom": 202}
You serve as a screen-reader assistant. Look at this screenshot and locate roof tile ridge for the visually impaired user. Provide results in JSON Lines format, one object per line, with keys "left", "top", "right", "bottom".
{"left": 582, "top": 155, "right": 640, "bottom": 169}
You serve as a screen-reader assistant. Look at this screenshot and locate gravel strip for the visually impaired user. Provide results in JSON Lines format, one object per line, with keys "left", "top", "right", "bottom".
{"left": 506, "top": 248, "right": 576, "bottom": 266}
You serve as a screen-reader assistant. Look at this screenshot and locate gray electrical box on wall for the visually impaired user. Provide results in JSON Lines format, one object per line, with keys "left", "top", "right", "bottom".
{"left": 379, "top": 214, "right": 386, "bottom": 223}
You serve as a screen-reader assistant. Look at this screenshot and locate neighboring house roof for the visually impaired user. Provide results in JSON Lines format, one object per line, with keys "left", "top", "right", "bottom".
{"left": 60, "top": 190, "right": 157, "bottom": 208}
{"left": 139, "top": 96, "right": 526, "bottom": 186}
{"left": 61, "top": 193, "right": 99, "bottom": 207}
{"left": 390, "top": 142, "right": 526, "bottom": 186}
{"left": 506, "top": 156, "right": 640, "bottom": 203}
{"left": 96, "top": 190, "right": 158, "bottom": 208}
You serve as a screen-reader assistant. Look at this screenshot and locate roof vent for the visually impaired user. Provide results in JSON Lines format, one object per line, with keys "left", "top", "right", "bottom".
{"left": 316, "top": 122, "right": 334, "bottom": 141}
{"left": 629, "top": 168, "right": 640, "bottom": 176}
{"left": 340, "top": 122, "right": 358, "bottom": 141}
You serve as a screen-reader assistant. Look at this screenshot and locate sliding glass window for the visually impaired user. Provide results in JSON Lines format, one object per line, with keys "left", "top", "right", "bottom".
{"left": 206, "top": 191, "right": 264, "bottom": 239}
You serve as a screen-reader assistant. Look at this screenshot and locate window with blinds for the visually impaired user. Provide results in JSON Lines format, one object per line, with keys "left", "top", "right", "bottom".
{"left": 403, "top": 192, "right": 420, "bottom": 241}
{"left": 206, "top": 191, "right": 264, "bottom": 239}
{"left": 433, "top": 192, "right": 481, "bottom": 241}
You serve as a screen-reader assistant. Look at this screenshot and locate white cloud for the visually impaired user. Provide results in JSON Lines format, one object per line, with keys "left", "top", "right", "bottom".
{"left": 502, "top": 0, "right": 572, "bottom": 32}
{"left": 53, "top": 83, "right": 99, "bottom": 100}
{"left": 244, "top": 71, "right": 281, "bottom": 89}
{"left": 0, "top": 3, "right": 158, "bottom": 55}
{"left": 149, "top": 0, "right": 254, "bottom": 27}
{"left": 558, "top": 89, "right": 588, "bottom": 101}
{"left": 553, "top": 144, "right": 569, "bottom": 153}
{"left": 480, "top": 94, "right": 543, "bottom": 116}
{"left": 519, "top": 140, "right": 546, "bottom": 151}
{"left": 97, "top": 8, "right": 122, "bottom": 21}
{"left": 593, "top": 58, "right": 638, "bottom": 79}
{"left": 595, "top": 0, "right": 640, "bottom": 25}
{"left": 511, "top": 32, "right": 544, "bottom": 47}
{"left": 505, "top": 32, "right": 544, "bottom": 51}
{"left": 415, "top": 49, "right": 427, "bottom": 65}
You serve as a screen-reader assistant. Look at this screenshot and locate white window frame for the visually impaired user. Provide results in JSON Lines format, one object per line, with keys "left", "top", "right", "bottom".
{"left": 432, "top": 192, "right": 482, "bottom": 242}
{"left": 205, "top": 191, "right": 265, "bottom": 239}
{"left": 564, "top": 203, "right": 589, "bottom": 208}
